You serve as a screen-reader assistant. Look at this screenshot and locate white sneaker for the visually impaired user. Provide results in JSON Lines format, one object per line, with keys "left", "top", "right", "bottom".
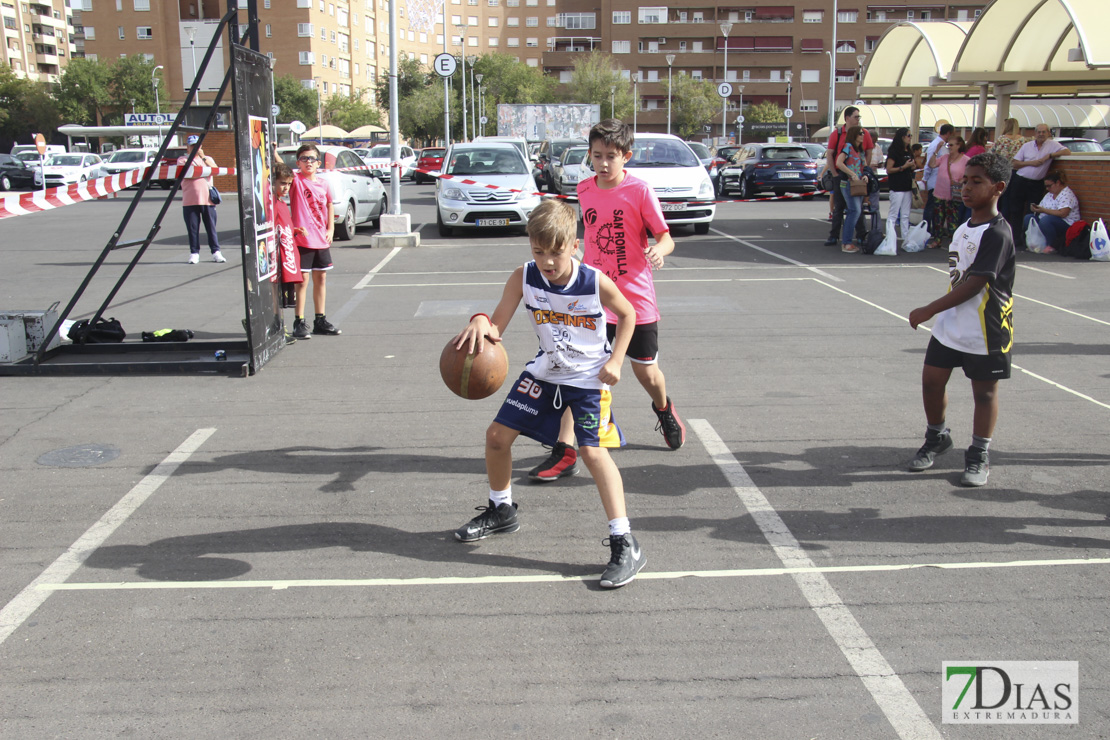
{"left": 187, "top": 253, "right": 200, "bottom": 264}
{"left": 212, "top": 251, "right": 226, "bottom": 263}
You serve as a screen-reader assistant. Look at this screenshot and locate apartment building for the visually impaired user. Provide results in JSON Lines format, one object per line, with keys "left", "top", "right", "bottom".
{"left": 2, "top": 0, "right": 78, "bottom": 83}
{"left": 79, "top": 1, "right": 987, "bottom": 135}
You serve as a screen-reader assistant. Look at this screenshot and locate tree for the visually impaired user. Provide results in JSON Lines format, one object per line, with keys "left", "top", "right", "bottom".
{"left": 322, "top": 90, "right": 384, "bottom": 130}
{"left": 565, "top": 51, "right": 633, "bottom": 119}
{"left": 0, "top": 64, "right": 59, "bottom": 143}
{"left": 398, "top": 82, "right": 456, "bottom": 144}
{"left": 273, "top": 74, "right": 319, "bottom": 125}
{"left": 375, "top": 56, "right": 429, "bottom": 112}
{"left": 663, "top": 73, "right": 719, "bottom": 140}
{"left": 471, "top": 53, "right": 558, "bottom": 115}
{"left": 745, "top": 100, "right": 784, "bottom": 123}
{"left": 102, "top": 55, "right": 166, "bottom": 124}
{"left": 55, "top": 57, "right": 112, "bottom": 125}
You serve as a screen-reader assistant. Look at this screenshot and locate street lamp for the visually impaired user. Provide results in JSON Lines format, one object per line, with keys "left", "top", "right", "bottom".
{"left": 152, "top": 65, "right": 163, "bottom": 115}
{"left": 130, "top": 98, "right": 136, "bottom": 114}
{"left": 826, "top": 50, "right": 835, "bottom": 131}
{"left": 184, "top": 26, "right": 198, "bottom": 89}
{"left": 314, "top": 76, "right": 323, "bottom": 143}
{"left": 856, "top": 53, "right": 867, "bottom": 100}
{"left": 666, "top": 53, "right": 676, "bottom": 136}
{"left": 736, "top": 84, "right": 744, "bottom": 143}
{"left": 610, "top": 85, "right": 615, "bottom": 118}
{"left": 785, "top": 70, "right": 793, "bottom": 141}
{"left": 468, "top": 55, "right": 477, "bottom": 139}
{"left": 632, "top": 72, "right": 640, "bottom": 132}
{"left": 476, "top": 73, "right": 484, "bottom": 135}
{"left": 454, "top": 24, "right": 467, "bottom": 141}
{"left": 720, "top": 22, "right": 732, "bottom": 145}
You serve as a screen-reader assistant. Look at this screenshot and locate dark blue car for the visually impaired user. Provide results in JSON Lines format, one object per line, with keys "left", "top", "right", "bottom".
{"left": 718, "top": 144, "right": 820, "bottom": 199}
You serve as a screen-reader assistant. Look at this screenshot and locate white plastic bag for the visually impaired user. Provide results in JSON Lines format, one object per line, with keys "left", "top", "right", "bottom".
{"left": 903, "top": 220, "right": 930, "bottom": 252}
{"left": 1091, "top": 218, "right": 1110, "bottom": 262}
{"left": 874, "top": 221, "right": 897, "bottom": 256}
{"left": 1026, "top": 217, "right": 1048, "bottom": 253}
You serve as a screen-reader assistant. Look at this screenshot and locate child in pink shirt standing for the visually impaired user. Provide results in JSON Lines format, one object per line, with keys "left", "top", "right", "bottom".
{"left": 530, "top": 118, "right": 684, "bottom": 483}
{"left": 288, "top": 143, "right": 340, "bottom": 339}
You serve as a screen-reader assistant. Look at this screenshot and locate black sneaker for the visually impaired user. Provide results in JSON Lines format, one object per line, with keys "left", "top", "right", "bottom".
{"left": 961, "top": 446, "right": 990, "bottom": 487}
{"left": 527, "top": 442, "right": 579, "bottom": 483}
{"left": 313, "top": 316, "right": 341, "bottom": 336}
{"left": 454, "top": 500, "right": 520, "bottom": 542}
{"left": 823, "top": 237, "right": 839, "bottom": 246}
{"left": 907, "top": 428, "right": 953, "bottom": 471}
{"left": 652, "top": 397, "right": 686, "bottom": 450}
{"left": 599, "top": 533, "right": 646, "bottom": 588}
{"left": 291, "top": 318, "right": 312, "bottom": 340}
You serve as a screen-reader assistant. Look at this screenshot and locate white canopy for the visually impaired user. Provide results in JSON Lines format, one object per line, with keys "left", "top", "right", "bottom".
{"left": 839, "top": 101, "right": 1110, "bottom": 129}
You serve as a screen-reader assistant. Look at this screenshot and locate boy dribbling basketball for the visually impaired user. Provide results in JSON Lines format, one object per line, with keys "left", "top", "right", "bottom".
{"left": 452, "top": 198, "right": 647, "bottom": 588}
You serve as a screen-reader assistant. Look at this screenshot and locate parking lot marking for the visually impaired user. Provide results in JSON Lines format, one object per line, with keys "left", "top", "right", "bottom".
{"left": 0, "top": 428, "right": 216, "bottom": 647}
{"left": 690, "top": 418, "right": 942, "bottom": 740}
{"left": 710, "top": 227, "right": 844, "bottom": 282}
{"left": 1017, "top": 294, "right": 1110, "bottom": 327}
{"left": 37, "top": 556, "right": 1110, "bottom": 592}
{"left": 1017, "top": 264, "right": 1076, "bottom": 279}
{"left": 353, "top": 245, "right": 403, "bottom": 289}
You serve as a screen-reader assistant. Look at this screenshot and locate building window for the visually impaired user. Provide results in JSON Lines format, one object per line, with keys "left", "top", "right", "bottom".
{"left": 297, "top": 0, "right": 310, "bottom": 6}
{"left": 836, "top": 40, "right": 856, "bottom": 53}
{"left": 507, "top": 37, "right": 518, "bottom": 46}
{"left": 526, "top": 16, "right": 537, "bottom": 26}
{"left": 117, "top": 26, "right": 124, "bottom": 39}
{"left": 488, "top": 16, "right": 497, "bottom": 26}
{"left": 558, "top": 12, "right": 595, "bottom": 29}
{"left": 864, "top": 37, "right": 878, "bottom": 52}
{"left": 468, "top": 36, "right": 476, "bottom": 46}
{"left": 837, "top": 10, "right": 858, "bottom": 23}
{"left": 264, "top": 0, "right": 270, "bottom": 7}
{"left": 612, "top": 10, "right": 630, "bottom": 24}
{"left": 489, "top": 36, "right": 498, "bottom": 46}
{"left": 799, "top": 100, "right": 818, "bottom": 112}
{"left": 800, "top": 69, "right": 819, "bottom": 83}
{"left": 298, "top": 23, "right": 313, "bottom": 36}
{"left": 525, "top": 37, "right": 537, "bottom": 46}
{"left": 638, "top": 6, "right": 665, "bottom": 24}
{"left": 468, "top": 14, "right": 478, "bottom": 24}
{"left": 299, "top": 51, "right": 314, "bottom": 64}
{"left": 612, "top": 39, "right": 629, "bottom": 54}
{"left": 133, "top": 0, "right": 149, "bottom": 10}
{"left": 835, "top": 69, "right": 855, "bottom": 82}
{"left": 265, "top": 24, "right": 271, "bottom": 37}
{"left": 803, "top": 10, "right": 822, "bottom": 23}
{"left": 83, "top": 25, "right": 95, "bottom": 39}
{"left": 507, "top": 17, "right": 518, "bottom": 26}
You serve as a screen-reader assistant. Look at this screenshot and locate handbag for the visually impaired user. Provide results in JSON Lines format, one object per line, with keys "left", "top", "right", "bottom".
{"left": 849, "top": 178, "right": 868, "bottom": 197}
{"left": 208, "top": 186, "right": 222, "bottom": 205}
{"left": 68, "top": 317, "right": 126, "bottom": 344}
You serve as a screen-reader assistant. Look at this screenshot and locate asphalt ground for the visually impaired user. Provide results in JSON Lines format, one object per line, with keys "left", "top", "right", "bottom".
{"left": 1, "top": 182, "right": 1108, "bottom": 738}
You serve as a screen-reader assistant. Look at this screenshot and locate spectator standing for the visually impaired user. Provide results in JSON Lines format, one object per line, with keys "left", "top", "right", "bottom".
{"left": 1024, "top": 170, "right": 1081, "bottom": 252}
{"left": 921, "top": 124, "right": 955, "bottom": 234}
{"left": 990, "top": 118, "right": 1028, "bottom": 227}
{"left": 288, "top": 143, "right": 340, "bottom": 339}
{"left": 885, "top": 128, "right": 916, "bottom": 244}
{"left": 965, "top": 127, "right": 990, "bottom": 159}
{"left": 823, "top": 107, "right": 873, "bottom": 247}
{"left": 835, "top": 126, "right": 866, "bottom": 254}
{"left": 927, "top": 136, "right": 970, "bottom": 249}
{"left": 179, "top": 135, "right": 223, "bottom": 264}
{"left": 1007, "top": 124, "right": 1071, "bottom": 249}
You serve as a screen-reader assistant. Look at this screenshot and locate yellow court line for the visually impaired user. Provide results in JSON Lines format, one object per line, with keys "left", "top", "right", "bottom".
{"left": 38, "top": 557, "right": 1110, "bottom": 592}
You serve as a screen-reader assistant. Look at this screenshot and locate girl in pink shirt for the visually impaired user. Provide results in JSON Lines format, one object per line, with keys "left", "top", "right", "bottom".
{"left": 928, "top": 136, "right": 970, "bottom": 249}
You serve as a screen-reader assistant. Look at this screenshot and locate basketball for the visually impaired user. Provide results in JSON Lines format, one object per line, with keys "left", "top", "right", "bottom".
{"left": 439, "top": 337, "right": 508, "bottom": 400}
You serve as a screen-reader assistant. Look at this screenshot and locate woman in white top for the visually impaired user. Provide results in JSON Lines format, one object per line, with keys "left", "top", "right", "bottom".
{"left": 1024, "top": 170, "right": 1080, "bottom": 251}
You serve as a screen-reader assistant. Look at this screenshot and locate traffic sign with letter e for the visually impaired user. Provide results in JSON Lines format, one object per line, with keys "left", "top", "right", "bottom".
{"left": 434, "top": 53, "right": 458, "bottom": 77}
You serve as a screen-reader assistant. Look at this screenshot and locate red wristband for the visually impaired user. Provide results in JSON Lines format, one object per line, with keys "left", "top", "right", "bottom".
{"left": 470, "top": 313, "right": 490, "bottom": 323}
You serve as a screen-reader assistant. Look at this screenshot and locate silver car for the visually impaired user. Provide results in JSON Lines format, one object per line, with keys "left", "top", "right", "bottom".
{"left": 555, "top": 145, "right": 591, "bottom": 198}
{"left": 276, "top": 145, "right": 388, "bottom": 240}
{"left": 436, "top": 143, "right": 542, "bottom": 237}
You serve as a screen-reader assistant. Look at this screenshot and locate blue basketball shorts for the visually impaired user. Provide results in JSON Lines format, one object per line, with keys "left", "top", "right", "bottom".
{"left": 493, "top": 371, "right": 625, "bottom": 449}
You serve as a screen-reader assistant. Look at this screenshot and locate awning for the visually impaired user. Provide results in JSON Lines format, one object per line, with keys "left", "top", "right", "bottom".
{"left": 860, "top": 21, "right": 973, "bottom": 95}
{"left": 838, "top": 101, "right": 1110, "bottom": 128}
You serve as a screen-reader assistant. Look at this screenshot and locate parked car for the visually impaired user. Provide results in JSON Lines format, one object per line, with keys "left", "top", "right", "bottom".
{"left": 718, "top": 144, "right": 821, "bottom": 199}
{"left": 0, "top": 153, "right": 36, "bottom": 190}
{"left": 624, "top": 133, "right": 716, "bottom": 234}
{"left": 472, "top": 136, "right": 530, "bottom": 166}
{"left": 276, "top": 144, "right": 388, "bottom": 240}
{"left": 1056, "top": 138, "right": 1102, "bottom": 153}
{"left": 1100, "top": 138, "right": 1110, "bottom": 152}
{"left": 40, "top": 153, "right": 106, "bottom": 188}
{"left": 153, "top": 146, "right": 189, "bottom": 189}
{"left": 11, "top": 143, "right": 65, "bottom": 158}
{"left": 800, "top": 142, "right": 826, "bottom": 160}
{"left": 413, "top": 147, "right": 446, "bottom": 184}
{"left": 436, "top": 142, "right": 541, "bottom": 237}
{"left": 101, "top": 148, "right": 159, "bottom": 176}
{"left": 535, "top": 137, "right": 588, "bottom": 192}
{"left": 356, "top": 144, "right": 417, "bottom": 180}
{"left": 554, "top": 145, "right": 591, "bottom": 197}
{"left": 686, "top": 141, "right": 718, "bottom": 192}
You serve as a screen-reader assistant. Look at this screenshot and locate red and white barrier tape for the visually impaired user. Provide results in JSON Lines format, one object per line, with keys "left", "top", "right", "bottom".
{"left": 0, "top": 165, "right": 236, "bottom": 221}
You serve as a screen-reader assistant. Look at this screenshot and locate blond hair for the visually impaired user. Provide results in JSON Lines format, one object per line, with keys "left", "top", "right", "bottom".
{"left": 1002, "top": 117, "right": 1019, "bottom": 136}
{"left": 526, "top": 198, "right": 577, "bottom": 251}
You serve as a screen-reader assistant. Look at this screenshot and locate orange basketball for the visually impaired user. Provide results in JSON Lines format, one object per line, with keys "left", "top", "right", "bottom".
{"left": 440, "top": 337, "right": 509, "bottom": 400}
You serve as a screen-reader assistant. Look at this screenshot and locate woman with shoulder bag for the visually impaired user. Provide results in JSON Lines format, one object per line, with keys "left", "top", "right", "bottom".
{"left": 836, "top": 126, "right": 866, "bottom": 254}
{"left": 926, "top": 135, "right": 969, "bottom": 249}
{"left": 885, "top": 128, "right": 916, "bottom": 246}
{"left": 178, "top": 135, "right": 224, "bottom": 264}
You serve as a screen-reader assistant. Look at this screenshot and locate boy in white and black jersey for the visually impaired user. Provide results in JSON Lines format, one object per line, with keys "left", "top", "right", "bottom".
{"left": 908, "top": 152, "right": 1015, "bottom": 487}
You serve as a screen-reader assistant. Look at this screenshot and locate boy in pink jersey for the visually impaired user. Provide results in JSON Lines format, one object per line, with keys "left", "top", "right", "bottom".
{"left": 288, "top": 143, "right": 339, "bottom": 339}
{"left": 530, "top": 119, "right": 684, "bottom": 483}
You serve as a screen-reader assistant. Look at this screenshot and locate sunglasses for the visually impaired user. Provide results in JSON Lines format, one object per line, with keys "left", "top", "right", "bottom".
{"left": 298, "top": 156, "right": 319, "bottom": 163}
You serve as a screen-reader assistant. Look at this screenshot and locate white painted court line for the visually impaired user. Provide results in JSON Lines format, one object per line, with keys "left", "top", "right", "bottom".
{"left": 1016, "top": 294, "right": 1110, "bottom": 327}
{"left": 38, "top": 556, "right": 1110, "bottom": 592}
{"left": 690, "top": 418, "right": 943, "bottom": 740}
{"left": 353, "top": 245, "right": 403, "bottom": 289}
{"left": 1017, "top": 264, "right": 1075, "bottom": 279}
{"left": 710, "top": 227, "right": 844, "bottom": 283}
{"left": 0, "top": 428, "right": 216, "bottom": 648}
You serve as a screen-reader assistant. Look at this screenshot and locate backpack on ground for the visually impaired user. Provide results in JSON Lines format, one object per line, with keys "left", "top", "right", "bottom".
{"left": 860, "top": 208, "right": 885, "bottom": 254}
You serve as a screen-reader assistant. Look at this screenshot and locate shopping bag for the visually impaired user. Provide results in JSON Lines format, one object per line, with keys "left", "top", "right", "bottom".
{"left": 1090, "top": 218, "right": 1110, "bottom": 262}
{"left": 1026, "top": 217, "right": 1048, "bottom": 253}
{"left": 903, "top": 220, "right": 930, "bottom": 252}
{"left": 874, "top": 221, "right": 898, "bottom": 256}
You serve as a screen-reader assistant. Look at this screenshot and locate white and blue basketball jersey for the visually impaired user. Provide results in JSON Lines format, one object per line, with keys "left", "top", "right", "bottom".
{"left": 523, "top": 259, "right": 612, "bottom": 389}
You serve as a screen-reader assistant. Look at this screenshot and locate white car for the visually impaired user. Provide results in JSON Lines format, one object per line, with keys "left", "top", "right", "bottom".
{"left": 355, "top": 144, "right": 416, "bottom": 181}
{"left": 555, "top": 145, "right": 591, "bottom": 198}
{"left": 101, "top": 148, "right": 159, "bottom": 175}
{"left": 40, "top": 153, "right": 106, "bottom": 187}
{"left": 623, "top": 133, "right": 716, "bottom": 234}
{"left": 436, "top": 143, "right": 542, "bottom": 237}
{"left": 276, "top": 144, "right": 388, "bottom": 240}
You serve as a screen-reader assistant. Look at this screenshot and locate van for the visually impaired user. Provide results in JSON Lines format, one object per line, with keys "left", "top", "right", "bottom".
{"left": 11, "top": 144, "right": 65, "bottom": 158}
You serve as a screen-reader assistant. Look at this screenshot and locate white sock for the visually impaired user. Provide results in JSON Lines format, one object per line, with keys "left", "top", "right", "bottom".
{"left": 489, "top": 487, "right": 512, "bottom": 507}
{"left": 608, "top": 517, "right": 630, "bottom": 537}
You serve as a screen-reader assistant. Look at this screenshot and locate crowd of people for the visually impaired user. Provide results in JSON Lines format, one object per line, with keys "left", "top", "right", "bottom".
{"left": 819, "top": 112, "right": 1082, "bottom": 254}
